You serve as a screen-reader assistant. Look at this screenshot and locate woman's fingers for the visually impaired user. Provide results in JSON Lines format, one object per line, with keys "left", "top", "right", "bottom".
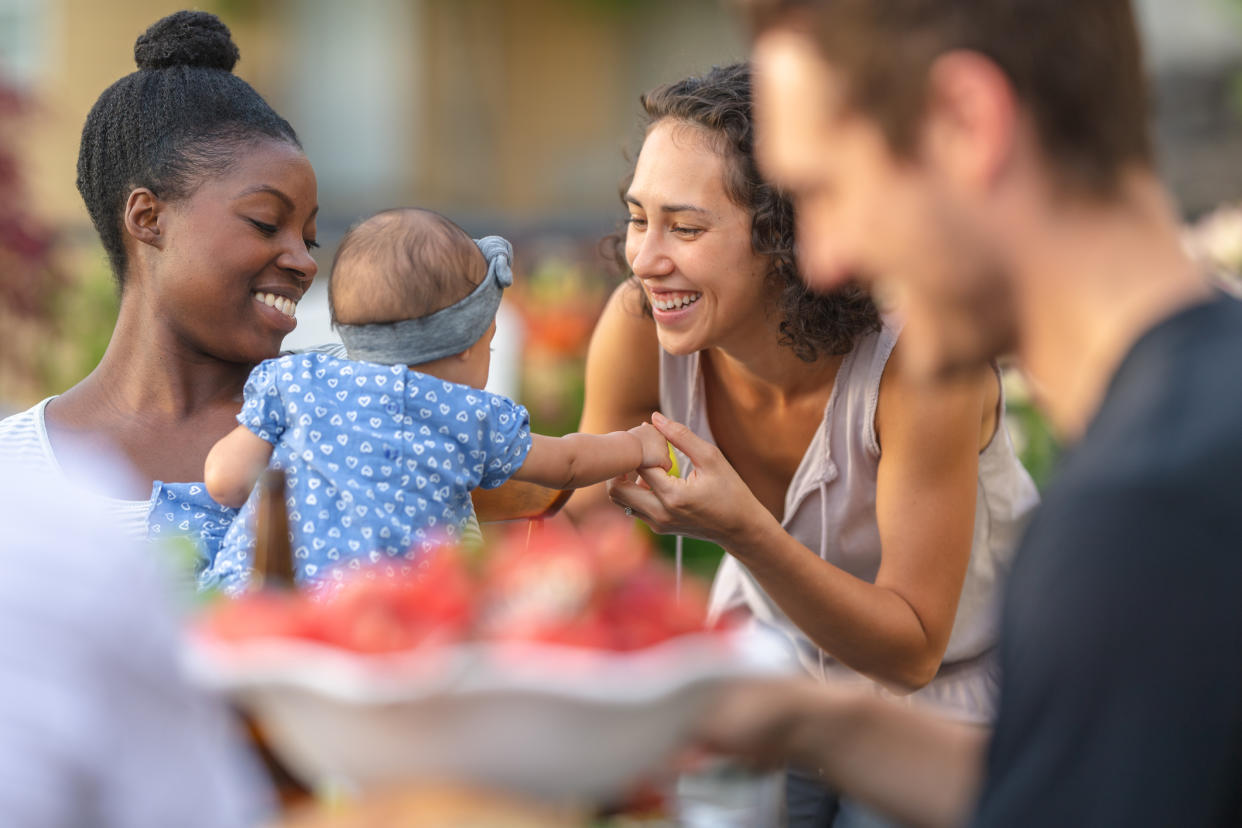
{"left": 607, "top": 476, "right": 670, "bottom": 528}
{"left": 651, "top": 411, "right": 718, "bottom": 469}
{"left": 636, "top": 462, "right": 681, "bottom": 500}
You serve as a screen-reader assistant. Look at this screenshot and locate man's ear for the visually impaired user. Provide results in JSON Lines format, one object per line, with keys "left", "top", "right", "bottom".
{"left": 123, "top": 188, "right": 166, "bottom": 249}
{"left": 922, "top": 50, "right": 1018, "bottom": 193}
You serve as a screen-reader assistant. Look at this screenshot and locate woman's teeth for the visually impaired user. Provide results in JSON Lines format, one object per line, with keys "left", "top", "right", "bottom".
{"left": 652, "top": 292, "right": 701, "bottom": 312}
{"left": 254, "top": 291, "right": 297, "bottom": 318}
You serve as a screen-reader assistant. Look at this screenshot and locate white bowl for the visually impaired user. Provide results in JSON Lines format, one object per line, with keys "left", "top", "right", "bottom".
{"left": 184, "top": 630, "right": 787, "bottom": 803}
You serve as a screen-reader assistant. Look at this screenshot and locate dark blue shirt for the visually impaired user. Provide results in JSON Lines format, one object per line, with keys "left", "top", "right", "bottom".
{"left": 974, "top": 295, "right": 1242, "bottom": 826}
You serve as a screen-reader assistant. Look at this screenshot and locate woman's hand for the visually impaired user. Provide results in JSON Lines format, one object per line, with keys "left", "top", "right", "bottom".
{"left": 607, "top": 411, "right": 777, "bottom": 545}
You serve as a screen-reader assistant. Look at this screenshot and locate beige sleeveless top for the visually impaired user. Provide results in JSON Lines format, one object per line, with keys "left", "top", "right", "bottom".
{"left": 659, "top": 321, "right": 1038, "bottom": 722}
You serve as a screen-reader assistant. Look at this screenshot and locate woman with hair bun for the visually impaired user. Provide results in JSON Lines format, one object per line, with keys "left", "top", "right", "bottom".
{"left": 0, "top": 11, "right": 308, "bottom": 823}
{"left": 0, "top": 11, "right": 319, "bottom": 542}
{"left": 578, "top": 63, "right": 1039, "bottom": 826}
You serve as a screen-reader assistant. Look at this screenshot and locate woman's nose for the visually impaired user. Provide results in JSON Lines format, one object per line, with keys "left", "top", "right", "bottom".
{"left": 279, "top": 240, "right": 319, "bottom": 285}
{"left": 629, "top": 231, "right": 674, "bottom": 279}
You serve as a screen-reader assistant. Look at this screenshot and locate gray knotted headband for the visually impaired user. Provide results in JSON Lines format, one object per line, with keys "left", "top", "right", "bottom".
{"left": 336, "top": 235, "right": 513, "bottom": 365}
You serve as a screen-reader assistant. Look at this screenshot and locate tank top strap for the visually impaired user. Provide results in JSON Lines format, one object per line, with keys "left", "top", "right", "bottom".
{"left": 658, "top": 348, "right": 701, "bottom": 430}
{"left": 845, "top": 317, "right": 902, "bottom": 458}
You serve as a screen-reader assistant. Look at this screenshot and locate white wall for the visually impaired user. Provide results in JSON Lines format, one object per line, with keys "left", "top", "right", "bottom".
{"left": 1136, "top": 0, "right": 1242, "bottom": 70}
{"left": 279, "top": 0, "right": 424, "bottom": 219}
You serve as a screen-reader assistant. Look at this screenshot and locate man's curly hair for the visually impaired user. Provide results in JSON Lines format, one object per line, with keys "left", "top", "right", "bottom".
{"left": 611, "top": 62, "right": 878, "bottom": 360}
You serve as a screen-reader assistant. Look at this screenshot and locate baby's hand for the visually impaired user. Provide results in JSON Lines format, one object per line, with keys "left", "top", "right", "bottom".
{"left": 629, "top": 422, "right": 672, "bottom": 472}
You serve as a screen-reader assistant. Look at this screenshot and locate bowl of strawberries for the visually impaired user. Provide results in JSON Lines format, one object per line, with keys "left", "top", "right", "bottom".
{"left": 185, "top": 517, "right": 784, "bottom": 803}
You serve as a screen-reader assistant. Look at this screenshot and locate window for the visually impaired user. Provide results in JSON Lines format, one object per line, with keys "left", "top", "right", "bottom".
{"left": 0, "top": 0, "right": 47, "bottom": 87}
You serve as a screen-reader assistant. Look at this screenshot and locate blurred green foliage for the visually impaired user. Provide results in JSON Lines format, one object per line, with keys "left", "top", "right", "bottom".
{"left": 0, "top": 76, "right": 76, "bottom": 408}
{"left": 1006, "top": 399, "right": 1060, "bottom": 490}
{"left": 35, "top": 257, "right": 119, "bottom": 398}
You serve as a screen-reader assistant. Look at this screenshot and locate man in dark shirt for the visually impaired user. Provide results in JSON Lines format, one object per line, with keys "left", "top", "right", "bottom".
{"left": 975, "top": 296, "right": 1242, "bottom": 826}
{"left": 685, "top": 1, "right": 1242, "bottom": 825}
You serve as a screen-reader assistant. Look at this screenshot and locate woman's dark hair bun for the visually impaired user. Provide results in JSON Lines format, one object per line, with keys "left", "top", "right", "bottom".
{"left": 133, "top": 10, "right": 239, "bottom": 72}
{"left": 81, "top": 8, "right": 297, "bottom": 284}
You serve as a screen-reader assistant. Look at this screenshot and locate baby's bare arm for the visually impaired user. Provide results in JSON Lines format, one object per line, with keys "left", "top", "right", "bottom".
{"left": 204, "top": 426, "right": 274, "bottom": 508}
{"left": 513, "top": 427, "right": 669, "bottom": 490}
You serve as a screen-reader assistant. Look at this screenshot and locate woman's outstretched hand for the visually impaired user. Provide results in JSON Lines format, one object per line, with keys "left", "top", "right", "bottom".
{"left": 607, "top": 411, "right": 774, "bottom": 545}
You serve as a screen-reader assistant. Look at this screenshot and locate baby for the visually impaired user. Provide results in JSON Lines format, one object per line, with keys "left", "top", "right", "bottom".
{"left": 199, "top": 208, "right": 667, "bottom": 591}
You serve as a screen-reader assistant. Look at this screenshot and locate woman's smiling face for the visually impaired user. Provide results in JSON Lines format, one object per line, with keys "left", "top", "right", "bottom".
{"left": 624, "top": 119, "right": 771, "bottom": 356}
{"left": 154, "top": 138, "right": 319, "bottom": 364}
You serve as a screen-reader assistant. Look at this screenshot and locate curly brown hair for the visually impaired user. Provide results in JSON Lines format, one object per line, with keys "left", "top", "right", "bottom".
{"left": 610, "top": 62, "right": 878, "bottom": 361}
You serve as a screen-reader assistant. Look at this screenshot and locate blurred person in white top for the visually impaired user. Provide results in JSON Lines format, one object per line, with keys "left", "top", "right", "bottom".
{"left": 0, "top": 442, "right": 272, "bottom": 827}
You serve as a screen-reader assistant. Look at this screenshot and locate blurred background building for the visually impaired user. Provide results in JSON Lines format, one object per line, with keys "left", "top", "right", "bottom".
{"left": 4, "top": 0, "right": 748, "bottom": 232}
{"left": 1, "top": 0, "right": 751, "bottom": 415}
{"left": 2, "top": 0, "right": 1242, "bottom": 484}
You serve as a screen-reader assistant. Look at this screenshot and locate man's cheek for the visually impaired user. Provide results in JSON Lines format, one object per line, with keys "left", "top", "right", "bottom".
{"left": 897, "top": 298, "right": 950, "bottom": 378}
{"left": 795, "top": 208, "right": 848, "bottom": 289}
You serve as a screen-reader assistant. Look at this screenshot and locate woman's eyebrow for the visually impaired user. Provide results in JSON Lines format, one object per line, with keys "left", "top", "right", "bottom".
{"left": 234, "top": 185, "right": 319, "bottom": 220}
{"left": 623, "top": 194, "right": 709, "bottom": 216}
{"left": 661, "top": 203, "right": 710, "bottom": 216}
{"left": 235, "top": 184, "right": 294, "bottom": 209}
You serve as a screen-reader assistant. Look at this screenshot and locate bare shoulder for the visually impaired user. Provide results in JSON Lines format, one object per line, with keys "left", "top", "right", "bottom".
{"left": 580, "top": 279, "right": 661, "bottom": 434}
{"left": 589, "top": 278, "right": 656, "bottom": 358}
{"left": 875, "top": 338, "right": 998, "bottom": 454}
